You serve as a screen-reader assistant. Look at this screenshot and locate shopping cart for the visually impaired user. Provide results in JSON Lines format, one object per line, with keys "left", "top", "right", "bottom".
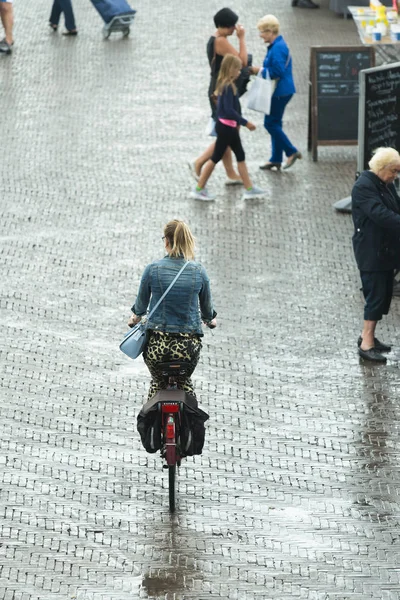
{"left": 90, "top": 0, "right": 136, "bottom": 39}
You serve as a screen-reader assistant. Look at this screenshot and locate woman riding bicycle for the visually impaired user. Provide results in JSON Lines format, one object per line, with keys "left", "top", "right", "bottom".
{"left": 128, "top": 220, "right": 217, "bottom": 400}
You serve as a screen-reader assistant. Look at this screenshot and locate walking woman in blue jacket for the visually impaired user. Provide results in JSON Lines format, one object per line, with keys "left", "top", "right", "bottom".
{"left": 251, "top": 14, "right": 301, "bottom": 171}
{"left": 128, "top": 220, "right": 217, "bottom": 400}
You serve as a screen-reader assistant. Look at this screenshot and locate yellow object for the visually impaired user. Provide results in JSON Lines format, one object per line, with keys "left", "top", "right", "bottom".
{"left": 361, "top": 19, "right": 367, "bottom": 27}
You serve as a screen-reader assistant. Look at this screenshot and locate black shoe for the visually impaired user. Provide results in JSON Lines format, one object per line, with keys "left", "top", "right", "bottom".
{"left": 62, "top": 30, "right": 78, "bottom": 36}
{"left": 0, "top": 38, "right": 13, "bottom": 54}
{"left": 358, "top": 347, "right": 387, "bottom": 362}
{"left": 259, "top": 162, "right": 281, "bottom": 170}
{"left": 296, "top": 0, "right": 319, "bottom": 7}
{"left": 357, "top": 336, "right": 391, "bottom": 352}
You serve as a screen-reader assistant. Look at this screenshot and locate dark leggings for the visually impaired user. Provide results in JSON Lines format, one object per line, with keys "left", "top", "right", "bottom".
{"left": 211, "top": 120, "right": 245, "bottom": 164}
{"left": 360, "top": 270, "right": 394, "bottom": 321}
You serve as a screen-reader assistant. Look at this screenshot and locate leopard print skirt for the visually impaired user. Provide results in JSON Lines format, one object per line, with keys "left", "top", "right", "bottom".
{"left": 143, "top": 331, "right": 202, "bottom": 400}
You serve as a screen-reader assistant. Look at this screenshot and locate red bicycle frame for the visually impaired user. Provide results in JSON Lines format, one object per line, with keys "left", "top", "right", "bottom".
{"left": 161, "top": 403, "right": 181, "bottom": 466}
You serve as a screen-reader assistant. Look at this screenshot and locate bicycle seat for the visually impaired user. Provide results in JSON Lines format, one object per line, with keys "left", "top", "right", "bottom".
{"left": 155, "top": 361, "right": 192, "bottom": 377}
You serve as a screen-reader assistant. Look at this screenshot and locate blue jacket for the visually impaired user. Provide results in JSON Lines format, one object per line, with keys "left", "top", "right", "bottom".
{"left": 217, "top": 85, "right": 247, "bottom": 126}
{"left": 352, "top": 170, "right": 400, "bottom": 271}
{"left": 261, "top": 35, "right": 296, "bottom": 98}
{"left": 131, "top": 256, "right": 216, "bottom": 335}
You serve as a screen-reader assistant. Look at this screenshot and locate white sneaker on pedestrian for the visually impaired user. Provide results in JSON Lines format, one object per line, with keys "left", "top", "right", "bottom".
{"left": 225, "top": 177, "right": 243, "bottom": 186}
{"left": 188, "top": 162, "right": 200, "bottom": 182}
{"left": 242, "top": 185, "right": 267, "bottom": 200}
{"left": 190, "top": 187, "right": 216, "bottom": 202}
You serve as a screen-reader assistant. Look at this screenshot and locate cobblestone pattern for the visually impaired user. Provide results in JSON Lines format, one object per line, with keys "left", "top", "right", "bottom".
{"left": 1, "top": 0, "right": 400, "bottom": 599}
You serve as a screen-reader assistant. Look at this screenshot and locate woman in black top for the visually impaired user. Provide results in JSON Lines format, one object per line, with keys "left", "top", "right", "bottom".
{"left": 189, "top": 8, "right": 249, "bottom": 185}
{"left": 352, "top": 147, "right": 400, "bottom": 362}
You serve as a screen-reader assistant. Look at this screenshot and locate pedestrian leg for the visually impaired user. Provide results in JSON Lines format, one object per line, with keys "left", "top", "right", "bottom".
{"left": 197, "top": 160, "right": 216, "bottom": 190}
{"left": 236, "top": 161, "right": 252, "bottom": 189}
{"left": 264, "top": 95, "right": 297, "bottom": 163}
{"left": 0, "top": 2, "right": 14, "bottom": 45}
{"left": 57, "top": 0, "right": 77, "bottom": 32}
{"left": 50, "top": 0, "right": 62, "bottom": 26}
{"left": 194, "top": 142, "right": 240, "bottom": 180}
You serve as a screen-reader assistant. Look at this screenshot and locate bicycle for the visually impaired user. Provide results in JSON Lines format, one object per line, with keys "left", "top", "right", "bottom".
{"left": 150, "top": 361, "right": 195, "bottom": 513}
{"left": 138, "top": 322, "right": 215, "bottom": 513}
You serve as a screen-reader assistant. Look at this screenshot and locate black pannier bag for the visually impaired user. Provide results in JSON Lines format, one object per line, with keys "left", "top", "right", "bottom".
{"left": 179, "top": 402, "right": 209, "bottom": 456}
{"left": 137, "top": 391, "right": 209, "bottom": 456}
{"left": 137, "top": 404, "right": 162, "bottom": 453}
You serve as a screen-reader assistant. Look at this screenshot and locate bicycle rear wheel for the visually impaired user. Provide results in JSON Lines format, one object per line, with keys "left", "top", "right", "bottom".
{"left": 168, "top": 465, "right": 176, "bottom": 512}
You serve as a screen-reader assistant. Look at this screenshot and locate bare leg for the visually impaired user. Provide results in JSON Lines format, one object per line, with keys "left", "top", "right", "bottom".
{"left": 360, "top": 320, "right": 377, "bottom": 351}
{"left": 194, "top": 142, "right": 215, "bottom": 175}
{"left": 237, "top": 161, "right": 252, "bottom": 189}
{"left": 221, "top": 149, "right": 241, "bottom": 180}
{"left": 195, "top": 143, "right": 240, "bottom": 180}
{"left": 197, "top": 160, "right": 216, "bottom": 190}
{"left": 0, "top": 3, "right": 14, "bottom": 45}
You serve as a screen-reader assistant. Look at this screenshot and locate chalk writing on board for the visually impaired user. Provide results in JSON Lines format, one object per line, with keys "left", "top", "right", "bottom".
{"left": 314, "top": 49, "right": 374, "bottom": 142}
{"left": 318, "top": 82, "right": 359, "bottom": 96}
{"left": 364, "top": 69, "right": 400, "bottom": 151}
{"left": 309, "top": 46, "right": 375, "bottom": 160}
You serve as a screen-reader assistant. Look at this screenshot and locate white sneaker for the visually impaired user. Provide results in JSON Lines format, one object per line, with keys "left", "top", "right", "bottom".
{"left": 225, "top": 177, "right": 243, "bottom": 186}
{"left": 242, "top": 185, "right": 267, "bottom": 200}
{"left": 188, "top": 162, "right": 200, "bottom": 182}
{"left": 190, "top": 187, "right": 216, "bottom": 202}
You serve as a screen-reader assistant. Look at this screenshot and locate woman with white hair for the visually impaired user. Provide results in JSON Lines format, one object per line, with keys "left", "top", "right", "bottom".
{"left": 250, "top": 14, "right": 301, "bottom": 171}
{"left": 352, "top": 147, "right": 400, "bottom": 363}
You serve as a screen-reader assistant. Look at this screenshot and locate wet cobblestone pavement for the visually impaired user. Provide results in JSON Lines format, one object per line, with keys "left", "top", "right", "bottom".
{"left": 1, "top": 0, "right": 400, "bottom": 599}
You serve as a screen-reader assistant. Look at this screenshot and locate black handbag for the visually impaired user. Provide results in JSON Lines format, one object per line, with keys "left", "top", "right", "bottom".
{"left": 236, "top": 54, "right": 252, "bottom": 97}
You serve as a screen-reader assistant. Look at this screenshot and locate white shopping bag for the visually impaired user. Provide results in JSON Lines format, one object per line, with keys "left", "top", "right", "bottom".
{"left": 246, "top": 69, "right": 273, "bottom": 115}
{"left": 204, "top": 117, "right": 216, "bottom": 137}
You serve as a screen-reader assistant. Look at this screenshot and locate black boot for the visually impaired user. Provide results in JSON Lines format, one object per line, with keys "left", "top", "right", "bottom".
{"left": 296, "top": 0, "right": 319, "bottom": 7}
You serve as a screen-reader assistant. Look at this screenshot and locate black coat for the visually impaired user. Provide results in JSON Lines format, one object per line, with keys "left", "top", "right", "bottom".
{"left": 352, "top": 170, "right": 400, "bottom": 271}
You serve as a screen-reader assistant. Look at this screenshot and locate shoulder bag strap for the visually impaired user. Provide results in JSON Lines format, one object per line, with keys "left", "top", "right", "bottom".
{"left": 209, "top": 37, "right": 217, "bottom": 75}
{"left": 146, "top": 261, "right": 189, "bottom": 321}
{"left": 265, "top": 51, "right": 291, "bottom": 84}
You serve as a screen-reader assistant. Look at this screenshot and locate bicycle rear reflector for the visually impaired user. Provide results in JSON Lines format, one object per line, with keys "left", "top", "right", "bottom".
{"left": 162, "top": 403, "right": 179, "bottom": 413}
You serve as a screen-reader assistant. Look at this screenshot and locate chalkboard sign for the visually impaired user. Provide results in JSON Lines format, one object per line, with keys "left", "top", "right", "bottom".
{"left": 308, "top": 46, "right": 375, "bottom": 161}
{"left": 358, "top": 62, "right": 400, "bottom": 172}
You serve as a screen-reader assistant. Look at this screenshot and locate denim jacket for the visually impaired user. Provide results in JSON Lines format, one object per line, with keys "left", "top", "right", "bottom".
{"left": 131, "top": 256, "right": 217, "bottom": 335}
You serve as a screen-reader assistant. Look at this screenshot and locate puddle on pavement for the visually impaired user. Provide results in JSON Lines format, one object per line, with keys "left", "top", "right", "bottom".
{"left": 141, "top": 571, "right": 185, "bottom": 597}
{"left": 140, "top": 517, "right": 203, "bottom": 598}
